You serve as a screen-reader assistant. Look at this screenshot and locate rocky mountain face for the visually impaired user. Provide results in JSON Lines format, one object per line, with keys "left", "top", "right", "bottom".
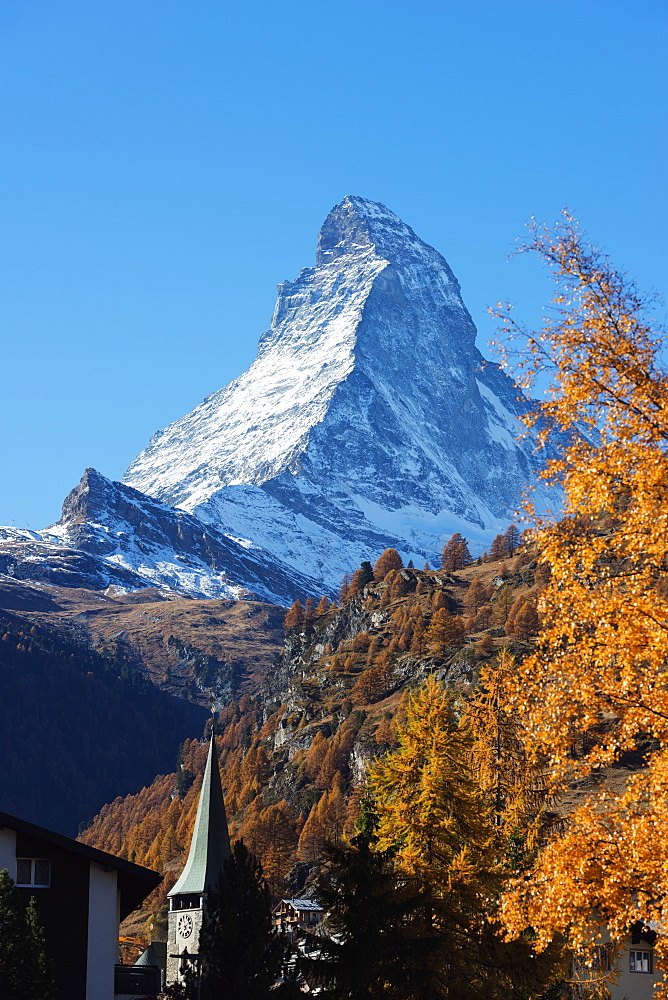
{"left": 125, "top": 196, "right": 548, "bottom": 591}
{"left": 0, "top": 469, "right": 320, "bottom": 605}
{"left": 0, "top": 524, "right": 146, "bottom": 593}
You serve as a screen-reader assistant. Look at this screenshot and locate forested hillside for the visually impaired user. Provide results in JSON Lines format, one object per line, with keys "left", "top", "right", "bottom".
{"left": 0, "top": 609, "right": 206, "bottom": 834}
{"left": 0, "top": 578, "right": 285, "bottom": 708}
{"left": 80, "top": 529, "right": 538, "bottom": 935}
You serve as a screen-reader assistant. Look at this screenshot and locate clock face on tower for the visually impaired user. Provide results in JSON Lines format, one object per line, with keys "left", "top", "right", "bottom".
{"left": 178, "top": 914, "right": 193, "bottom": 939}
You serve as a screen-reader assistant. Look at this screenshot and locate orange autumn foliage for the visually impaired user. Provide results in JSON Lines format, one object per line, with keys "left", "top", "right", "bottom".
{"left": 372, "top": 547, "right": 403, "bottom": 580}
{"left": 493, "top": 213, "right": 668, "bottom": 990}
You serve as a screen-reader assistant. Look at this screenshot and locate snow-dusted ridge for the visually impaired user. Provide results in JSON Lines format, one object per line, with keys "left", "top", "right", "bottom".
{"left": 0, "top": 470, "right": 322, "bottom": 605}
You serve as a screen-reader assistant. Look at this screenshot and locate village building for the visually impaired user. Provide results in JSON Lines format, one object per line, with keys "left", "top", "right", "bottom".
{"left": 121, "top": 941, "right": 168, "bottom": 995}
{"left": 167, "top": 729, "right": 231, "bottom": 986}
{"left": 610, "top": 937, "right": 661, "bottom": 1000}
{"left": 578, "top": 924, "right": 663, "bottom": 1000}
{"left": 0, "top": 808, "right": 160, "bottom": 1000}
{"left": 272, "top": 897, "right": 324, "bottom": 941}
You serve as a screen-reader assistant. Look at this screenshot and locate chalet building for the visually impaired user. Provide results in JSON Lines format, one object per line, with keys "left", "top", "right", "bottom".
{"left": 273, "top": 897, "right": 324, "bottom": 938}
{"left": 167, "top": 731, "right": 231, "bottom": 986}
{"left": 0, "top": 809, "right": 160, "bottom": 1000}
{"left": 610, "top": 942, "right": 661, "bottom": 1000}
{"left": 582, "top": 924, "right": 663, "bottom": 1000}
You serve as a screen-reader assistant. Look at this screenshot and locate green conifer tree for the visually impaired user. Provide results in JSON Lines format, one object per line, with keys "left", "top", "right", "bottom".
{"left": 0, "top": 870, "right": 54, "bottom": 1000}
{"left": 200, "top": 840, "right": 294, "bottom": 1000}
{"left": 22, "top": 897, "right": 55, "bottom": 1000}
{"left": 300, "top": 822, "right": 440, "bottom": 999}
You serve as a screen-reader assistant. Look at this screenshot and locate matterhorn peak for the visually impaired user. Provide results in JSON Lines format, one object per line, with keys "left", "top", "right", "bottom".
{"left": 123, "top": 197, "right": 547, "bottom": 592}
{"left": 316, "top": 195, "right": 412, "bottom": 263}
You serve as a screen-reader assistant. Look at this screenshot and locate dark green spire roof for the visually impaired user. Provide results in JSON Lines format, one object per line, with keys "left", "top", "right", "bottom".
{"left": 135, "top": 941, "right": 167, "bottom": 969}
{"left": 168, "top": 733, "right": 230, "bottom": 896}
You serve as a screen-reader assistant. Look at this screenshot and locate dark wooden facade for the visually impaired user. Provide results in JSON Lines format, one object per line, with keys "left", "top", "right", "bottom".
{"left": 15, "top": 828, "right": 91, "bottom": 1000}
{"left": 0, "top": 810, "right": 160, "bottom": 1000}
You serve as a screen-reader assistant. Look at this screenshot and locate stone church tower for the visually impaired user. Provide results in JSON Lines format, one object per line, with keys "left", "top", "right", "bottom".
{"left": 167, "top": 731, "right": 230, "bottom": 985}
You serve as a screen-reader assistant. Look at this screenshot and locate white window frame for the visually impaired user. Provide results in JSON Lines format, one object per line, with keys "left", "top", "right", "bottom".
{"left": 15, "top": 858, "right": 51, "bottom": 888}
{"left": 630, "top": 949, "right": 653, "bottom": 973}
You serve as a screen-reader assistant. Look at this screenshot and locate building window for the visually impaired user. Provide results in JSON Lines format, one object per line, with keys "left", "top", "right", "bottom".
{"left": 16, "top": 859, "right": 51, "bottom": 887}
{"left": 630, "top": 950, "right": 652, "bottom": 973}
{"left": 592, "top": 946, "right": 612, "bottom": 972}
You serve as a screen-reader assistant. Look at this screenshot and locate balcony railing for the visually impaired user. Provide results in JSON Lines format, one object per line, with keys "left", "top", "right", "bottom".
{"left": 114, "top": 963, "right": 162, "bottom": 997}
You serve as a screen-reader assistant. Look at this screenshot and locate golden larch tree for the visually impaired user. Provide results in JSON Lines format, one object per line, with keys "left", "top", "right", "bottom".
{"left": 373, "top": 548, "right": 404, "bottom": 580}
{"left": 492, "top": 212, "right": 668, "bottom": 991}
{"left": 369, "top": 674, "right": 561, "bottom": 998}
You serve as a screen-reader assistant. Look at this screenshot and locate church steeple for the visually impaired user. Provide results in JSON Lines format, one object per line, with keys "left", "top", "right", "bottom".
{"left": 167, "top": 729, "right": 232, "bottom": 986}
{"left": 169, "top": 730, "right": 231, "bottom": 897}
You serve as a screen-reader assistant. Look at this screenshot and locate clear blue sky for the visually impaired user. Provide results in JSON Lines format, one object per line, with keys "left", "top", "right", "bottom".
{"left": 2, "top": 0, "right": 667, "bottom": 528}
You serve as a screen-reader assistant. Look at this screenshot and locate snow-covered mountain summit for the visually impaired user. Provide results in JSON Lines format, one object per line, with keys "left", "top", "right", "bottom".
{"left": 124, "top": 196, "right": 546, "bottom": 590}
{"left": 125, "top": 196, "right": 474, "bottom": 504}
